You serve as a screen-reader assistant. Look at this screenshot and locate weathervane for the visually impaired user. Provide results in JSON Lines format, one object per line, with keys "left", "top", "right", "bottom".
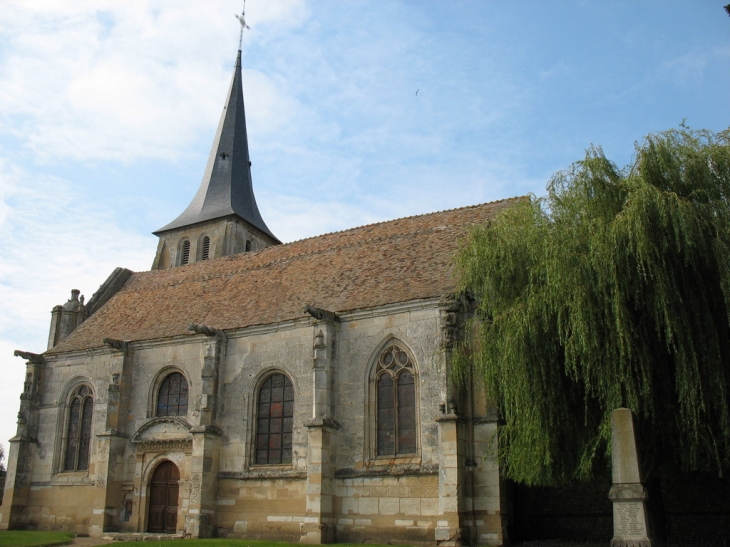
{"left": 235, "top": 0, "right": 250, "bottom": 50}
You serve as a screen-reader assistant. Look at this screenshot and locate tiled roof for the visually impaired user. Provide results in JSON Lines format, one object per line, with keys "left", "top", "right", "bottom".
{"left": 47, "top": 198, "right": 519, "bottom": 354}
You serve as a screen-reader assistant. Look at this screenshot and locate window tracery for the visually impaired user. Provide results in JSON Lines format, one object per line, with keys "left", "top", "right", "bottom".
{"left": 375, "top": 343, "right": 417, "bottom": 456}
{"left": 63, "top": 384, "right": 93, "bottom": 471}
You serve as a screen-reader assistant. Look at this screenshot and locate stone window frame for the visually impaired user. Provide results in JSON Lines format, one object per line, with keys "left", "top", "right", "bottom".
{"left": 249, "top": 368, "right": 296, "bottom": 468}
{"left": 148, "top": 367, "right": 192, "bottom": 420}
{"left": 197, "top": 233, "right": 211, "bottom": 261}
{"left": 56, "top": 378, "right": 95, "bottom": 475}
{"left": 178, "top": 238, "right": 191, "bottom": 266}
{"left": 365, "top": 338, "right": 422, "bottom": 465}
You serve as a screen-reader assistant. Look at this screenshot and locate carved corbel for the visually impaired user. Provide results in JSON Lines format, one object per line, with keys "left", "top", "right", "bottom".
{"left": 13, "top": 350, "right": 43, "bottom": 364}
{"left": 439, "top": 294, "right": 467, "bottom": 350}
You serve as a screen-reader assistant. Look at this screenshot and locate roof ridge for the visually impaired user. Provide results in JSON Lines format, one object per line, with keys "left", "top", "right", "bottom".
{"left": 279, "top": 197, "right": 522, "bottom": 246}
{"left": 133, "top": 197, "right": 520, "bottom": 284}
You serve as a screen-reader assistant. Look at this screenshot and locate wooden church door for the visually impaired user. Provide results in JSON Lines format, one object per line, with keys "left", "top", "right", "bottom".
{"left": 148, "top": 461, "right": 180, "bottom": 533}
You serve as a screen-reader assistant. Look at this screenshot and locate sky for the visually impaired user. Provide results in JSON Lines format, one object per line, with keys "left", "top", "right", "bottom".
{"left": 0, "top": 0, "right": 728, "bottom": 453}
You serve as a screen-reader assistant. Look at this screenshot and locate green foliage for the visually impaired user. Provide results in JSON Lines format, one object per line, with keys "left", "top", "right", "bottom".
{"left": 455, "top": 126, "right": 730, "bottom": 486}
{"left": 109, "top": 541, "right": 398, "bottom": 547}
{"left": 0, "top": 531, "right": 74, "bottom": 547}
{"left": 0, "top": 536, "right": 400, "bottom": 547}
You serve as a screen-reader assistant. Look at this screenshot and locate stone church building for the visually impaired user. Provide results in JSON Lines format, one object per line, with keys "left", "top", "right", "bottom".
{"left": 0, "top": 48, "right": 517, "bottom": 544}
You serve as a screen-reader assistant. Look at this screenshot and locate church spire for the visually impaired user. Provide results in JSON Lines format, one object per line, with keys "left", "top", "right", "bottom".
{"left": 154, "top": 49, "right": 279, "bottom": 242}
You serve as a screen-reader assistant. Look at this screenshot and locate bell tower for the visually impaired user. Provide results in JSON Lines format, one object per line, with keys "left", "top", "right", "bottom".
{"left": 151, "top": 48, "right": 280, "bottom": 270}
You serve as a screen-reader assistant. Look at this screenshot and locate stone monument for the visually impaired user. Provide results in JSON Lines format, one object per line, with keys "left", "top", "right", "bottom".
{"left": 608, "top": 408, "right": 652, "bottom": 547}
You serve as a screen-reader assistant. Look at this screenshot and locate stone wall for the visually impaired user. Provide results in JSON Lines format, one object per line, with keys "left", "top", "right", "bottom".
{"left": 215, "top": 477, "right": 307, "bottom": 541}
{"left": 2, "top": 298, "right": 507, "bottom": 543}
{"left": 334, "top": 473, "right": 439, "bottom": 543}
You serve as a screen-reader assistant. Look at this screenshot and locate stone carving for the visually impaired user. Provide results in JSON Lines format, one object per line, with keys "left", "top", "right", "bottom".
{"left": 108, "top": 372, "right": 121, "bottom": 392}
{"left": 13, "top": 350, "right": 43, "bottom": 364}
{"left": 135, "top": 439, "right": 192, "bottom": 452}
{"left": 314, "top": 330, "right": 326, "bottom": 350}
{"left": 103, "top": 338, "right": 128, "bottom": 352}
{"left": 439, "top": 294, "right": 466, "bottom": 350}
{"left": 188, "top": 323, "right": 224, "bottom": 338}
{"left": 303, "top": 305, "right": 339, "bottom": 322}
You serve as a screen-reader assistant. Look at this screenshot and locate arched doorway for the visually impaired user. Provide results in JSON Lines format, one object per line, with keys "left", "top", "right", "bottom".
{"left": 147, "top": 461, "right": 180, "bottom": 533}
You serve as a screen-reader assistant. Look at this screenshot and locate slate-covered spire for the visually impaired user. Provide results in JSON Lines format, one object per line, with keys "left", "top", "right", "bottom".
{"left": 155, "top": 50, "right": 279, "bottom": 242}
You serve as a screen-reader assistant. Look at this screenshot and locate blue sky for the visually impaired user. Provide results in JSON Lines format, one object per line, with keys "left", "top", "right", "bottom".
{"left": 0, "top": 0, "right": 728, "bottom": 448}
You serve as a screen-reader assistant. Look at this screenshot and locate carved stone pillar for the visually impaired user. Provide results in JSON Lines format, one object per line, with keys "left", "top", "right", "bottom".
{"left": 185, "top": 324, "right": 225, "bottom": 538}
{"left": 185, "top": 427, "right": 221, "bottom": 538}
{"left": 130, "top": 453, "right": 145, "bottom": 532}
{"left": 470, "top": 415, "right": 508, "bottom": 546}
{"left": 0, "top": 354, "right": 43, "bottom": 530}
{"left": 89, "top": 345, "right": 130, "bottom": 537}
{"left": 435, "top": 294, "right": 470, "bottom": 546}
{"left": 189, "top": 324, "right": 226, "bottom": 428}
{"left": 302, "top": 315, "right": 338, "bottom": 544}
{"left": 435, "top": 412, "right": 466, "bottom": 547}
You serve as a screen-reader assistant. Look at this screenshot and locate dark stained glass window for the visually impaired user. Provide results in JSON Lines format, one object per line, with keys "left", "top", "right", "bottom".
{"left": 156, "top": 373, "right": 189, "bottom": 417}
{"left": 256, "top": 373, "right": 294, "bottom": 464}
{"left": 375, "top": 344, "right": 417, "bottom": 456}
{"left": 64, "top": 384, "right": 93, "bottom": 471}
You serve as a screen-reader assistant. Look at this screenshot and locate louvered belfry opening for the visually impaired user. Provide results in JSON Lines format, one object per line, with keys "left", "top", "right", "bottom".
{"left": 201, "top": 236, "right": 210, "bottom": 260}
{"left": 181, "top": 240, "right": 191, "bottom": 265}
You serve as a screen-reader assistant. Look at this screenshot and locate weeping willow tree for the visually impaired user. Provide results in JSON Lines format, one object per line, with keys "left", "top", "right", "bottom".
{"left": 454, "top": 126, "right": 730, "bottom": 486}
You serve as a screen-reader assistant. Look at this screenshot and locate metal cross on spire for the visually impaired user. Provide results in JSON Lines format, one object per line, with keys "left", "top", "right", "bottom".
{"left": 235, "top": 0, "right": 250, "bottom": 50}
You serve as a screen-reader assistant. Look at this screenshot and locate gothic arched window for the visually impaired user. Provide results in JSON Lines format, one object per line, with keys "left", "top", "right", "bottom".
{"left": 64, "top": 385, "right": 94, "bottom": 471}
{"left": 156, "top": 372, "right": 189, "bottom": 417}
{"left": 255, "top": 373, "right": 294, "bottom": 465}
{"left": 375, "top": 343, "right": 417, "bottom": 456}
{"left": 245, "top": 240, "right": 252, "bottom": 252}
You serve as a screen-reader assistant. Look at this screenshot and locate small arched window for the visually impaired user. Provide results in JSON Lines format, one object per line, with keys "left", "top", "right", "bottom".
{"left": 375, "top": 343, "right": 417, "bottom": 456}
{"left": 245, "top": 240, "right": 252, "bottom": 252}
{"left": 201, "top": 236, "right": 210, "bottom": 260}
{"left": 64, "top": 385, "right": 94, "bottom": 471}
{"left": 156, "top": 372, "right": 189, "bottom": 417}
{"left": 255, "top": 373, "right": 294, "bottom": 465}
{"left": 180, "top": 239, "right": 191, "bottom": 265}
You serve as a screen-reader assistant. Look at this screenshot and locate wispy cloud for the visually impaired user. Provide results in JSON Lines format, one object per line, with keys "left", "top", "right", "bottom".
{"left": 0, "top": 162, "right": 155, "bottom": 445}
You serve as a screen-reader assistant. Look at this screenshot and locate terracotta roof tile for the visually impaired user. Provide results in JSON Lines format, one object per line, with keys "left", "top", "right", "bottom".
{"left": 47, "top": 198, "right": 519, "bottom": 354}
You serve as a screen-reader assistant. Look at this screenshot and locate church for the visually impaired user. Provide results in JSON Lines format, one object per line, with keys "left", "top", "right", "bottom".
{"left": 0, "top": 46, "right": 517, "bottom": 545}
